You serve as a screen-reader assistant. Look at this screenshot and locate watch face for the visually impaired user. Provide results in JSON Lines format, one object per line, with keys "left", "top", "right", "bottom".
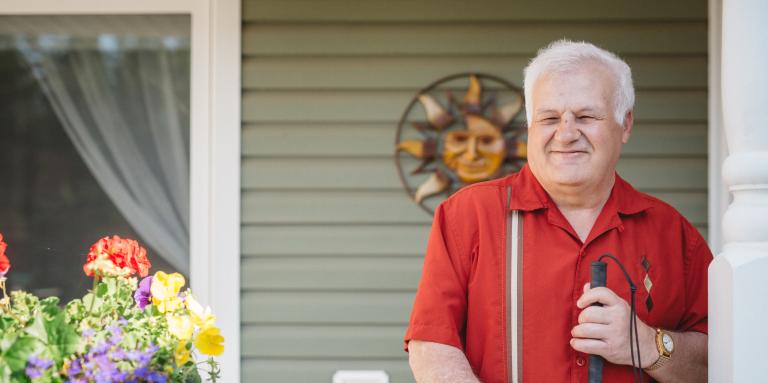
{"left": 662, "top": 333, "right": 674, "bottom": 352}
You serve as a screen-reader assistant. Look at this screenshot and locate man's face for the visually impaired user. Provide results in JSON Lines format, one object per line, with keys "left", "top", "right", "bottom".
{"left": 527, "top": 62, "right": 631, "bottom": 190}
{"left": 442, "top": 115, "right": 506, "bottom": 183}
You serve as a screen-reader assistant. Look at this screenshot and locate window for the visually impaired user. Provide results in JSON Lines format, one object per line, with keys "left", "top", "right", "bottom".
{"left": 0, "top": 2, "right": 240, "bottom": 380}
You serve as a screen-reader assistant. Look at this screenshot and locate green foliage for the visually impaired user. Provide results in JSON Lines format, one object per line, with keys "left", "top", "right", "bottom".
{"left": 0, "top": 276, "right": 221, "bottom": 383}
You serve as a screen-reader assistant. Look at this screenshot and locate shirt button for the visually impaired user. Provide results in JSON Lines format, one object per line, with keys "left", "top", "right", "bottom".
{"left": 576, "top": 356, "right": 586, "bottom": 367}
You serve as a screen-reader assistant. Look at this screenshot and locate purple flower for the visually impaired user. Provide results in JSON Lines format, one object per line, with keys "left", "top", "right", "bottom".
{"left": 134, "top": 367, "right": 150, "bottom": 379}
{"left": 28, "top": 355, "right": 54, "bottom": 369}
{"left": 110, "top": 348, "right": 127, "bottom": 360}
{"left": 25, "top": 367, "right": 43, "bottom": 379}
{"left": 134, "top": 276, "right": 153, "bottom": 309}
{"left": 67, "top": 359, "right": 83, "bottom": 376}
{"left": 25, "top": 355, "right": 54, "bottom": 380}
{"left": 148, "top": 371, "right": 167, "bottom": 383}
{"left": 107, "top": 324, "right": 123, "bottom": 337}
{"left": 90, "top": 341, "right": 110, "bottom": 355}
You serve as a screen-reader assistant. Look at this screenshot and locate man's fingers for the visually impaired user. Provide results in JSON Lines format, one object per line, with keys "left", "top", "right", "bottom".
{"left": 577, "top": 306, "right": 612, "bottom": 325}
{"left": 570, "top": 338, "right": 607, "bottom": 355}
{"left": 576, "top": 286, "right": 621, "bottom": 308}
{"left": 571, "top": 322, "right": 609, "bottom": 340}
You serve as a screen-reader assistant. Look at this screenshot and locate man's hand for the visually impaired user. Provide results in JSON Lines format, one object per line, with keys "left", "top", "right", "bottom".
{"left": 570, "top": 283, "right": 657, "bottom": 367}
{"left": 570, "top": 283, "right": 708, "bottom": 382}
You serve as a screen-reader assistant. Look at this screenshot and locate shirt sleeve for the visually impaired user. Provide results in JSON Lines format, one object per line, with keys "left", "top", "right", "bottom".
{"left": 404, "top": 200, "right": 472, "bottom": 352}
{"left": 678, "top": 223, "right": 713, "bottom": 334}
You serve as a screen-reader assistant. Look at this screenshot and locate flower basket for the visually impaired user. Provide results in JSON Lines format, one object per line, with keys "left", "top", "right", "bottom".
{"left": 0, "top": 234, "right": 223, "bottom": 383}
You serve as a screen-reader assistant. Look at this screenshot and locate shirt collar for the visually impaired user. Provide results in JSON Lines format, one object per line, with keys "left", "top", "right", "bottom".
{"left": 508, "top": 165, "right": 653, "bottom": 244}
{"left": 507, "top": 164, "right": 653, "bottom": 216}
{"left": 507, "top": 164, "right": 548, "bottom": 212}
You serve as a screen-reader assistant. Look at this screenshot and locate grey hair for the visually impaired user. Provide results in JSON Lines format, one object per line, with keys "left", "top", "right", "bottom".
{"left": 523, "top": 39, "right": 635, "bottom": 124}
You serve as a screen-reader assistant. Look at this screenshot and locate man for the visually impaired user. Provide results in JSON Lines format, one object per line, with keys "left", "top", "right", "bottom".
{"left": 404, "top": 40, "right": 710, "bottom": 383}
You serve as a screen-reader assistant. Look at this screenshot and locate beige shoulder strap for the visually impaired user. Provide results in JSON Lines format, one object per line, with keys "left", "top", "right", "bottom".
{"left": 506, "top": 187, "right": 523, "bottom": 383}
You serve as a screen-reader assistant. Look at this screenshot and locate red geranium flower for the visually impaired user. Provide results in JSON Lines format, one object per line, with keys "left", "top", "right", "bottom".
{"left": 0, "top": 233, "right": 9, "bottom": 276}
{"left": 82, "top": 235, "right": 151, "bottom": 278}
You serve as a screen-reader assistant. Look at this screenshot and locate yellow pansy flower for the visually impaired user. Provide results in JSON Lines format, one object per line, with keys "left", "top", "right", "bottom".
{"left": 151, "top": 271, "right": 185, "bottom": 313}
{"left": 175, "top": 341, "right": 191, "bottom": 366}
{"left": 195, "top": 325, "right": 225, "bottom": 356}
{"left": 167, "top": 313, "right": 194, "bottom": 341}
{"left": 185, "top": 294, "right": 216, "bottom": 328}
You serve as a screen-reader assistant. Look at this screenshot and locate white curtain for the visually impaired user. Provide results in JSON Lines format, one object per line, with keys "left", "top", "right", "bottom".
{"left": 18, "top": 36, "right": 191, "bottom": 273}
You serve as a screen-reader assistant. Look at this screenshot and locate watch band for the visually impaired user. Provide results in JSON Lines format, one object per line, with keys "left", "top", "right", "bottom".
{"left": 646, "top": 353, "right": 670, "bottom": 371}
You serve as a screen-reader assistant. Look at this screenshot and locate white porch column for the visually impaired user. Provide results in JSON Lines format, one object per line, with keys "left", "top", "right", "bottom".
{"left": 710, "top": 0, "right": 768, "bottom": 381}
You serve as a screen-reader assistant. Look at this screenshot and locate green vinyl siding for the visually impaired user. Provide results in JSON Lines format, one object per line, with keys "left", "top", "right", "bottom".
{"left": 240, "top": 0, "right": 708, "bottom": 381}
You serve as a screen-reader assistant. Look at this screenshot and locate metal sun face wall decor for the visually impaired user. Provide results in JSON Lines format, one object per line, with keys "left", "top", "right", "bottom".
{"left": 395, "top": 73, "right": 528, "bottom": 214}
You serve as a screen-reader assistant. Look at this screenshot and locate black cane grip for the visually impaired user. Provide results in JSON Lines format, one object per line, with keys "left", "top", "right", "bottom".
{"left": 588, "top": 355, "right": 604, "bottom": 383}
{"left": 591, "top": 261, "right": 607, "bottom": 289}
{"left": 590, "top": 261, "right": 607, "bottom": 308}
{"left": 587, "top": 261, "right": 607, "bottom": 383}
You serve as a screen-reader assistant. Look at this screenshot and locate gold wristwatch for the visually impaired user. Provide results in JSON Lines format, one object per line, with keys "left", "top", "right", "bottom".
{"left": 646, "top": 328, "right": 674, "bottom": 370}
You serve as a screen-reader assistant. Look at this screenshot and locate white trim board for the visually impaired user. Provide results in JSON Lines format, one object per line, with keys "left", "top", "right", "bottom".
{"left": 0, "top": 2, "right": 242, "bottom": 382}
{"left": 709, "top": 0, "right": 728, "bottom": 254}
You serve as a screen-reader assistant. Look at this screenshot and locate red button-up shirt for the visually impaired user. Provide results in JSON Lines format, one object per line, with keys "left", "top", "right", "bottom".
{"left": 405, "top": 165, "right": 711, "bottom": 383}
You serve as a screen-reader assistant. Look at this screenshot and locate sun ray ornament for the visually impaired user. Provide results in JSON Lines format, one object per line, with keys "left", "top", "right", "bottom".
{"left": 395, "top": 73, "right": 528, "bottom": 214}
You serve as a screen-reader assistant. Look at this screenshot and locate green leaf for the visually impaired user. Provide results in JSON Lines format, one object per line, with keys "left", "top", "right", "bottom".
{"left": 82, "top": 293, "right": 103, "bottom": 313}
{"left": 0, "top": 317, "right": 14, "bottom": 333}
{"left": 96, "top": 282, "right": 109, "bottom": 298}
{"left": 25, "top": 311, "right": 79, "bottom": 360}
{"left": 145, "top": 304, "right": 160, "bottom": 317}
{"left": 39, "top": 298, "right": 61, "bottom": 320}
{"left": 1, "top": 335, "right": 41, "bottom": 372}
{"left": 185, "top": 369, "right": 202, "bottom": 383}
{"left": 0, "top": 359, "right": 11, "bottom": 383}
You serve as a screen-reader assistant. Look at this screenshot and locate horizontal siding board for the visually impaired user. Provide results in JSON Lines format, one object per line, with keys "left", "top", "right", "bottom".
{"left": 241, "top": 190, "right": 706, "bottom": 226}
{"left": 243, "top": 56, "right": 707, "bottom": 90}
{"left": 243, "top": 22, "right": 707, "bottom": 56}
{"left": 241, "top": 257, "right": 423, "bottom": 291}
{"left": 242, "top": 360, "right": 412, "bottom": 383}
{"left": 241, "top": 291, "right": 414, "bottom": 325}
{"left": 242, "top": 325, "right": 407, "bottom": 359}
{"left": 242, "top": 191, "right": 429, "bottom": 224}
{"left": 241, "top": 157, "right": 707, "bottom": 190}
{"left": 242, "top": 123, "right": 707, "bottom": 157}
{"left": 242, "top": 89, "right": 707, "bottom": 122}
{"left": 243, "top": 0, "right": 706, "bottom": 22}
{"left": 647, "top": 192, "right": 708, "bottom": 225}
{"left": 241, "top": 224, "right": 430, "bottom": 256}
{"left": 616, "top": 158, "right": 707, "bottom": 191}
{"left": 624, "top": 123, "right": 707, "bottom": 157}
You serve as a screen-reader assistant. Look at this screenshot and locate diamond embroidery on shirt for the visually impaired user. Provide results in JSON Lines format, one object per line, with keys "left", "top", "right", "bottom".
{"left": 641, "top": 256, "right": 651, "bottom": 272}
{"left": 642, "top": 257, "right": 653, "bottom": 312}
{"left": 644, "top": 274, "right": 653, "bottom": 292}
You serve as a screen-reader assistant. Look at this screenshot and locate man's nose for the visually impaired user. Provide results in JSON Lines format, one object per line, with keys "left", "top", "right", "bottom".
{"left": 554, "top": 114, "right": 580, "bottom": 142}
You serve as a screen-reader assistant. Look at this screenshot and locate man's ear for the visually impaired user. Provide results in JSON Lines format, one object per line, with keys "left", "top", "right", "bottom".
{"left": 621, "top": 110, "right": 633, "bottom": 144}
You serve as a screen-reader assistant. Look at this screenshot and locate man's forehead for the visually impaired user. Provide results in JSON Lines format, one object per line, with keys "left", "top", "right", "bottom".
{"left": 532, "top": 69, "right": 614, "bottom": 113}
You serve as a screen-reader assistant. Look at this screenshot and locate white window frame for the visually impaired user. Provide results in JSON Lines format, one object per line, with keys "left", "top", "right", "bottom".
{"left": 0, "top": 1, "right": 241, "bottom": 381}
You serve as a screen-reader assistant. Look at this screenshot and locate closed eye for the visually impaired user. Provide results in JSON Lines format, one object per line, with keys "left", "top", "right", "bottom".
{"left": 539, "top": 117, "right": 559, "bottom": 124}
